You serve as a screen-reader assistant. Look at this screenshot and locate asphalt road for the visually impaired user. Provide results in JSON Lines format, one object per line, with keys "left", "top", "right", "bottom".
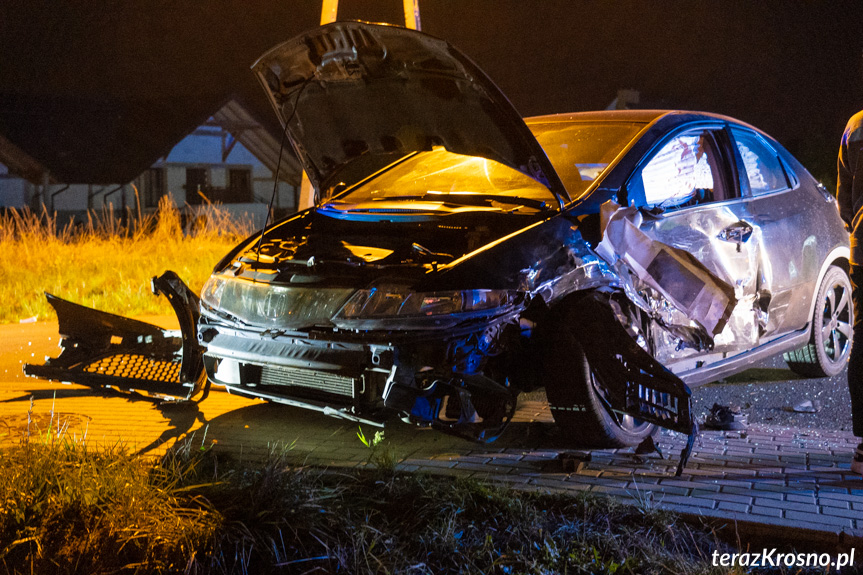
{"left": 691, "top": 353, "right": 855, "bottom": 434}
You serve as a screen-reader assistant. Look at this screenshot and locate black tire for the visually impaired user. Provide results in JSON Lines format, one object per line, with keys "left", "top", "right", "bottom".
{"left": 784, "top": 265, "right": 853, "bottom": 378}
{"left": 545, "top": 322, "right": 656, "bottom": 448}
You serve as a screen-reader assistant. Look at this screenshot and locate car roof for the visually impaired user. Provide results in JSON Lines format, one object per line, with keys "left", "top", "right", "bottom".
{"left": 525, "top": 109, "right": 757, "bottom": 130}
{"left": 526, "top": 110, "right": 668, "bottom": 124}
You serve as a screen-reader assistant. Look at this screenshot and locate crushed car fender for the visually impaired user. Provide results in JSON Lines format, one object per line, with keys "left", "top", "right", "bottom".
{"left": 596, "top": 200, "right": 737, "bottom": 336}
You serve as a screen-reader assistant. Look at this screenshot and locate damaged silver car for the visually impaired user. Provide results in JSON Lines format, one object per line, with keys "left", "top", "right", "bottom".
{"left": 27, "top": 22, "right": 851, "bottom": 471}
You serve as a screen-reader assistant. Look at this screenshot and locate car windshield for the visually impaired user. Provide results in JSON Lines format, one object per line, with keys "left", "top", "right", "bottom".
{"left": 331, "top": 148, "right": 557, "bottom": 212}
{"left": 529, "top": 121, "right": 645, "bottom": 201}
{"left": 329, "top": 120, "right": 644, "bottom": 210}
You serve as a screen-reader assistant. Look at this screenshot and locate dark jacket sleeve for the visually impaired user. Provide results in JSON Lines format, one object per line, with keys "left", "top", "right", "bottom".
{"left": 838, "top": 111, "right": 863, "bottom": 229}
{"left": 839, "top": 125, "right": 854, "bottom": 227}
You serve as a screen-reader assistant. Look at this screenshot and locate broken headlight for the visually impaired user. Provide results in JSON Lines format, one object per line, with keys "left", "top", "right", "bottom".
{"left": 200, "top": 274, "right": 354, "bottom": 329}
{"left": 332, "top": 286, "right": 522, "bottom": 330}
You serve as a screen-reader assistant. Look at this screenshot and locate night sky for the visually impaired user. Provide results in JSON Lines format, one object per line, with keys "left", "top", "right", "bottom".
{"left": 1, "top": 1, "right": 861, "bottom": 185}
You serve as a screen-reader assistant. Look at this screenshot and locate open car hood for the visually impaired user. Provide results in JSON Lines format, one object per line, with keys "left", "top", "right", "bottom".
{"left": 252, "top": 21, "right": 569, "bottom": 206}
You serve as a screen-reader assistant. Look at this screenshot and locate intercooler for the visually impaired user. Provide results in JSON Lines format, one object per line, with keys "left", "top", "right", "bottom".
{"left": 260, "top": 364, "right": 357, "bottom": 399}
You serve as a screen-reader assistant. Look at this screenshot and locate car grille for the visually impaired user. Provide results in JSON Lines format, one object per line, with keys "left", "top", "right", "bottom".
{"left": 260, "top": 365, "right": 356, "bottom": 398}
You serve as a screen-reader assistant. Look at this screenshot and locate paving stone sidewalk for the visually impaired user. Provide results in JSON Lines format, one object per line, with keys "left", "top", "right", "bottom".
{"left": 2, "top": 320, "right": 862, "bottom": 549}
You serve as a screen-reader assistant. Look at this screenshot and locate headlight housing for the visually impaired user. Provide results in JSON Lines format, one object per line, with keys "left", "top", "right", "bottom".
{"left": 332, "top": 286, "right": 522, "bottom": 330}
{"left": 201, "top": 274, "right": 522, "bottom": 331}
{"left": 200, "top": 274, "right": 354, "bottom": 329}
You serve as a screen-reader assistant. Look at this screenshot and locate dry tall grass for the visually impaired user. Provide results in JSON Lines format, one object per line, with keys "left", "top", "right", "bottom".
{"left": 0, "top": 196, "right": 254, "bottom": 323}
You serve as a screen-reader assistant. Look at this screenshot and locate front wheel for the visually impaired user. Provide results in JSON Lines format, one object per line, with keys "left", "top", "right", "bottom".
{"left": 784, "top": 265, "right": 853, "bottom": 378}
{"left": 545, "top": 324, "right": 655, "bottom": 448}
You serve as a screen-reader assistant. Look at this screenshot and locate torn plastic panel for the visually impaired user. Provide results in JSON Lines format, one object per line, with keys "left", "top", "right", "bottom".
{"left": 567, "top": 291, "right": 696, "bottom": 475}
{"left": 23, "top": 271, "right": 206, "bottom": 401}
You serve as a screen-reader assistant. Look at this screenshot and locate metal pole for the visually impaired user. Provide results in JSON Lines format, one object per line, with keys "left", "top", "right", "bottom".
{"left": 404, "top": 0, "right": 421, "bottom": 30}
{"left": 297, "top": 0, "right": 341, "bottom": 212}
{"left": 320, "top": 0, "right": 338, "bottom": 25}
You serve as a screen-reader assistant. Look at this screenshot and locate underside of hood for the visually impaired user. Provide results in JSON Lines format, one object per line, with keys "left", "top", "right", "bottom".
{"left": 252, "top": 21, "right": 568, "bottom": 205}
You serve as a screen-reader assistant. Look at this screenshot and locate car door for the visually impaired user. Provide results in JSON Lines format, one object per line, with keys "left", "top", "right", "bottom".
{"left": 625, "top": 124, "right": 766, "bottom": 366}
{"left": 728, "top": 126, "right": 815, "bottom": 337}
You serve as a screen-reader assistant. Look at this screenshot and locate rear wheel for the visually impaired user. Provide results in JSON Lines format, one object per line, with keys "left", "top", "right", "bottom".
{"left": 545, "top": 319, "right": 655, "bottom": 448}
{"left": 784, "top": 265, "right": 853, "bottom": 378}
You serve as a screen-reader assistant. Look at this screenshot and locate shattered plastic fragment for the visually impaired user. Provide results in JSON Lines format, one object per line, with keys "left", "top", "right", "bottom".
{"left": 634, "top": 435, "right": 663, "bottom": 458}
{"left": 791, "top": 399, "right": 821, "bottom": 413}
{"left": 23, "top": 271, "right": 206, "bottom": 401}
{"left": 703, "top": 403, "right": 748, "bottom": 430}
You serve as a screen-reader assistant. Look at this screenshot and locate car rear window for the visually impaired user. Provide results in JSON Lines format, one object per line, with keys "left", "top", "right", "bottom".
{"left": 529, "top": 122, "right": 645, "bottom": 200}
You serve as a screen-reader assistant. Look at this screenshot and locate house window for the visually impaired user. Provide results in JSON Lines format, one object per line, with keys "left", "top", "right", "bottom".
{"left": 228, "top": 168, "right": 252, "bottom": 202}
{"left": 185, "top": 167, "right": 208, "bottom": 204}
{"left": 141, "top": 168, "right": 165, "bottom": 208}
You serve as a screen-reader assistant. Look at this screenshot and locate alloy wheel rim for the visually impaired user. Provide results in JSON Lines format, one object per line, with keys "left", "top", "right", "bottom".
{"left": 821, "top": 280, "right": 852, "bottom": 363}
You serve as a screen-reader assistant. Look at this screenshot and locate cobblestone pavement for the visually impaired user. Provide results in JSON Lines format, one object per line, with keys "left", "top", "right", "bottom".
{"left": 3, "top": 319, "right": 862, "bottom": 550}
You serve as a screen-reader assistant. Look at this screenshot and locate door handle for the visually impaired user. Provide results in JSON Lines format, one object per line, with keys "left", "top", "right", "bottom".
{"left": 718, "top": 221, "right": 753, "bottom": 244}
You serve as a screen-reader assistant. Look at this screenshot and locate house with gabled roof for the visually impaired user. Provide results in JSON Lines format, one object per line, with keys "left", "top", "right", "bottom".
{"left": 0, "top": 98, "right": 301, "bottom": 228}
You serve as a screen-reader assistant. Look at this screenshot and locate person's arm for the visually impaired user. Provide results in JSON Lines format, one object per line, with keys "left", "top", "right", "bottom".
{"left": 838, "top": 122, "right": 854, "bottom": 228}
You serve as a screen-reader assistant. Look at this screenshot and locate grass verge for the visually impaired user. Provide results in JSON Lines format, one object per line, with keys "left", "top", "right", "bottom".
{"left": 0, "top": 198, "right": 253, "bottom": 324}
{"left": 0, "top": 410, "right": 745, "bottom": 575}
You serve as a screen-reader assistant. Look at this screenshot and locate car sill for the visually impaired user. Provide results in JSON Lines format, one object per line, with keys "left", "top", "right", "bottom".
{"left": 678, "top": 328, "right": 811, "bottom": 387}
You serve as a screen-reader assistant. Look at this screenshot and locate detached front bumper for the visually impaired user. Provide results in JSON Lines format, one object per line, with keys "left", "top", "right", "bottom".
{"left": 23, "top": 271, "right": 206, "bottom": 400}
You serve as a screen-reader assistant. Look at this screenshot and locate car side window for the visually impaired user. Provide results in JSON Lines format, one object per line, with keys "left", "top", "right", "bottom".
{"left": 731, "top": 128, "right": 790, "bottom": 195}
{"left": 631, "top": 129, "right": 728, "bottom": 210}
